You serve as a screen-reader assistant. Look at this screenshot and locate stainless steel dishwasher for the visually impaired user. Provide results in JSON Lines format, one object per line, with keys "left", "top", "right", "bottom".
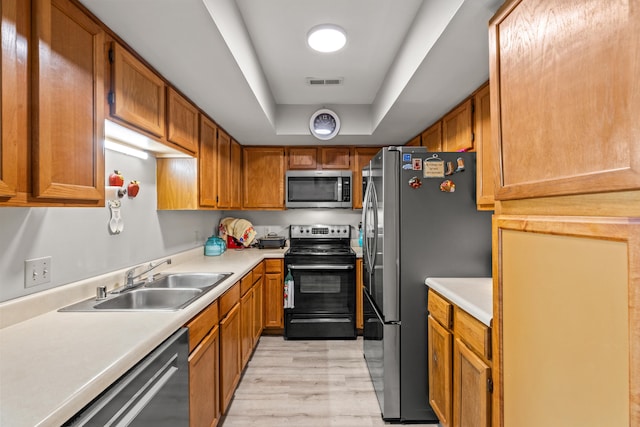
{"left": 64, "top": 328, "right": 189, "bottom": 426}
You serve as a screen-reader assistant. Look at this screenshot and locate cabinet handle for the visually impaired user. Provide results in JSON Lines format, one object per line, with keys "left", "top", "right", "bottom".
{"left": 433, "top": 352, "right": 438, "bottom": 364}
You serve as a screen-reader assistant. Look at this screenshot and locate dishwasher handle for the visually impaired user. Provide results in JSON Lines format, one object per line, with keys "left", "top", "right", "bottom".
{"left": 287, "top": 264, "right": 354, "bottom": 270}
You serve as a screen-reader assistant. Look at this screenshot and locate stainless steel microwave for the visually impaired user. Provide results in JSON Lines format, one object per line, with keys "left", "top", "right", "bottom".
{"left": 285, "top": 170, "right": 352, "bottom": 208}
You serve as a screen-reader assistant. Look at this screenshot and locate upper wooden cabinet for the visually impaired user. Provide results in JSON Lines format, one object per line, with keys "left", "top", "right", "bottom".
{"left": 242, "top": 147, "right": 284, "bottom": 209}
{"left": 31, "top": 0, "right": 104, "bottom": 203}
{"left": 422, "top": 122, "right": 443, "bottom": 152}
{"left": 288, "top": 147, "right": 318, "bottom": 169}
{"left": 353, "top": 147, "right": 380, "bottom": 210}
{"left": 442, "top": 99, "right": 473, "bottom": 152}
{"left": 473, "top": 84, "right": 494, "bottom": 210}
{"left": 489, "top": 0, "right": 640, "bottom": 200}
{"left": 405, "top": 135, "right": 421, "bottom": 147}
{"left": 230, "top": 139, "right": 242, "bottom": 209}
{"left": 216, "top": 129, "right": 232, "bottom": 209}
{"left": 108, "top": 42, "right": 165, "bottom": 138}
{"left": 166, "top": 87, "right": 199, "bottom": 155}
{"left": 199, "top": 115, "right": 218, "bottom": 208}
{"left": 321, "top": 147, "right": 350, "bottom": 169}
{"left": 0, "top": 0, "right": 21, "bottom": 200}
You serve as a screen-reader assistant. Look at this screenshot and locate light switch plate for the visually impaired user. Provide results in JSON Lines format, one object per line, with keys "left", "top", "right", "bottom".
{"left": 25, "top": 256, "right": 52, "bottom": 288}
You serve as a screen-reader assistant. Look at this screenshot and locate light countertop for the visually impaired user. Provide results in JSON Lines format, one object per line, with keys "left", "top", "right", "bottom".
{"left": 424, "top": 277, "right": 492, "bottom": 326}
{"left": 0, "top": 246, "right": 286, "bottom": 427}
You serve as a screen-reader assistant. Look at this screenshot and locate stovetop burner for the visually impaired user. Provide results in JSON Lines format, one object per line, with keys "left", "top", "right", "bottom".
{"left": 286, "top": 247, "right": 354, "bottom": 256}
{"left": 287, "top": 224, "right": 354, "bottom": 257}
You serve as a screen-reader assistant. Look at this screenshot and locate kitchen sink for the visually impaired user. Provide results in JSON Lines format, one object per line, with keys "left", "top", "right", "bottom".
{"left": 144, "top": 272, "right": 232, "bottom": 289}
{"left": 94, "top": 289, "right": 203, "bottom": 310}
{"left": 59, "top": 272, "right": 233, "bottom": 312}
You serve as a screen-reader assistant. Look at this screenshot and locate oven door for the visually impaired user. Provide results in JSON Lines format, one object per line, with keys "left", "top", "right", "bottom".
{"left": 284, "top": 258, "right": 356, "bottom": 339}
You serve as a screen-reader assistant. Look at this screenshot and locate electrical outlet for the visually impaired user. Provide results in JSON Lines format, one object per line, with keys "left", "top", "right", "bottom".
{"left": 24, "top": 256, "right": 52, "bottom": 288}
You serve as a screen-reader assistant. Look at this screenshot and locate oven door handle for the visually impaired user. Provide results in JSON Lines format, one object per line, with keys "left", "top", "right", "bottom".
{"left": 287, "top": 264, "right": 354, "bottom": 270}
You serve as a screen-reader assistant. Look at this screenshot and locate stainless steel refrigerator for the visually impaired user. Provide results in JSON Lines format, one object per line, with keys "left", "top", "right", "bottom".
{"left": 361, "top": 146, "right": 492, "bottom": 423}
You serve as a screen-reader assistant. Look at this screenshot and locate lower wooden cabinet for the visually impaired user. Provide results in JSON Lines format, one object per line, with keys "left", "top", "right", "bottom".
{"left": 263, "top": 259, "right": 284, "bottom": 330}
{"left": 220, "top": 302, "right": 241, "bottom": 414}
{"left": 240, "top": 286, "right": 254, "bottom": 369}
{"left": 427, "top": 289, "right": 491, "bottom": 427}
{"left": 189, "top": 325, "right": 220, "bottom": 427}
{"left": 252, "top": 278, "right": 264, "bottom": 342}
{"left": 428, "top": 315, "right": 453, "bottom": 426}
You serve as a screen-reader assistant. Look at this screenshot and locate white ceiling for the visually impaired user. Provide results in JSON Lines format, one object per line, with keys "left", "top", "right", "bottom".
{"left": 78, "top": 0, "right": 504, "bottom": 146}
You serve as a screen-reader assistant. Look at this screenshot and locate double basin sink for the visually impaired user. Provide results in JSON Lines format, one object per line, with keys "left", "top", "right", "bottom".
{"left": 60, "top": 272, "right": 232, "bottom": 312}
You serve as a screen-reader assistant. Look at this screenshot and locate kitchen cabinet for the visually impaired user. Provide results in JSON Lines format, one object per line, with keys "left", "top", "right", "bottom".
{"left": 31, "top": 0, "right": 105, "bottom": 204}
{"left": 240, "top": 282, "right": 254, "bottom": 369}
{"left": 321, "top": 147, "right": 351, "bottom": 169}
{"left": 240, "top": 263, "right": 265, "bottom": 369}
{"left": 230, "top": 139, "right": 242, "bottom": 209}
{"left": 219, "top": 283, "right": 241, "bottom": 415}
{"left": 242, "top": 147, "right": 285, "bottom": 209}
{"left": 167, "top": 87, "right": 199, "bottom": 155}
{"left": 216, "top": 129, "right": 232, "bottom": 208}
{"left": 405, "top": 135, "right": 421, "bottom": 147}
{"left": 489, "top": 0, "right": 640, "bottom": 201}
{"left": 352, "top": 147, "right": 380, "bottom": 209}
{"left": 428, "top": 289, "right": 491, "bottom": 427}
{"left": 108, "top": 42, "right": 165, "bottom": 138}
{"left": 422, "top": 122, "right": 442, "bottom": 152}
{"left": 442, "top": 99, "right": 473, "bottom": 152}
{"left": 252, "top": 274, "right": 264, "bottom": 343}
{"left": 287, "top": 147, "right": 318, "bottom": 169}
{"left": 473, "top": 83, "right": 494, "bottom": 210}
{"left": 186, "top": 301, "right": 220, "bottom": 427}
{"left": 0, "top": 0, "right": 22, "bottom": 201}
{"left": 156, "top": 158, "right": 198, "bottom": 210}
{"left": 199, "top": 115, "right": 218, "bottom": 208}
{"left": 493, "top": 216, "right": 637, "bottom": 427}
{"left": 263, "top": 259, "right": 284, "bottom": 330}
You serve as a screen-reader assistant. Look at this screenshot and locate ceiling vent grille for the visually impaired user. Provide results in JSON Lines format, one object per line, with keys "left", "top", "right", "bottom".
{"left": 306, "top": 77, "right": 344, "bottom": 86}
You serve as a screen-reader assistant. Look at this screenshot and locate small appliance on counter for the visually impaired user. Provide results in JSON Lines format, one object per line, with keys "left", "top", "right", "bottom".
{"left": 257, "top": 234, "right": 287, "bottom": 249}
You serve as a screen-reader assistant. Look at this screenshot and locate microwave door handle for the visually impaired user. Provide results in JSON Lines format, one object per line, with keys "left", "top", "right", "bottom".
{"left": 337, "top": 178, "right": 342, "bottom": 200}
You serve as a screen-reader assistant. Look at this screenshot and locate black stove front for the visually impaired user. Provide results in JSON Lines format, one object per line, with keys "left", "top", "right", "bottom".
{"left": 284, "top": 225, "right": 356, "bottom": 339}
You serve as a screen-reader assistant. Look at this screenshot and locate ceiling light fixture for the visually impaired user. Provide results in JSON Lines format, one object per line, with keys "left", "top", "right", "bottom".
{"left": 307, "top": 24, "right": 346, "bottom": 53}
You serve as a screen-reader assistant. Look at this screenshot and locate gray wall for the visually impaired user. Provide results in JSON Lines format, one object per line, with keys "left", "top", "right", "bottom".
{"left": 0, "top": 150, "right": 363, "bottom": 303}
{"left": 0, "top": 151, "right": 220, "bottom": 303}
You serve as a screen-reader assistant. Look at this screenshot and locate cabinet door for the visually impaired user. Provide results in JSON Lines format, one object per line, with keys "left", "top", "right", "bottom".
{"left": 240, "top": 289, "right": 254, "bottom": 369}
{"left": 32, "top": 0, "right": 105, "bottom": 202}
{"left": 490, "top": 0, "right": 640, "bottom": 199}
{"left": 216, "top": 129, "right": 231, "bottom": 208}
{"left": 422, "top": 122, "right": 442, "bottom": 152}
{"left": 189, "top": 325, "right": 220, "bottom": 427}
{"left": 230, "top": 139, "right": 242, "bottom": 209}
{"left": 321, "top": 147, "right": 351, "bottom": 169}
{"left": 405, "top": 135, "right": 421, "bottom": 146}
{"left": 167, "top": 87, "right": 199, "bottom": 154}
{"left": 252, "top": 278, "right": 263, "bottom": 343}
{"left": 199, "top": 116, "right": 218, "bottom": 208}
{"left": 428, "top": 316, "right": 453, "bottom": 427}
{"left": 219, "top": 303, "right": 241, "bottom": 414}
{"left": 0, "top": 0, "right": 19, "bottom": 199}
{"left": 263, "top": 272, "right": 283, "bottom": 329}
{"left": 453, "top": 337, "right": 490, "bottom": 427}
{"left": 156, "top": 158, "right": 197, "bottom": 210}
{"left": 109, "top": 42, "right": 165, "bottom": 137}
{"left": 288, "top": 147, "right": 317, "bottom": 169}
{"left": 352, "top": 147, "right": 379, "bottom": 209}
{"left": 473, "top": 84, "right": 494, "bottom": 210}
{"left": 442, "top": 99, "right": 473, "bottom": 152}
{"left": 242, "top": 147, "right": 284, "bottom": 209}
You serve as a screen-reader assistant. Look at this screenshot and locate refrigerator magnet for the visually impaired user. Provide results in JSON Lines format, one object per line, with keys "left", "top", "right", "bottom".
{"left": 403, "top": 153, "right": 412, "bottom": 162}
{"left": 412, "top": 158, "right": 422, "bottom": 170}
{"left": 408, "top": 176, "right": 422, "bottom": 189}
{"left": 423, "top": 154, "right": 445, "bottom": 178}
{"left": 439, "top": 179, "right": 456, "bottom": 192}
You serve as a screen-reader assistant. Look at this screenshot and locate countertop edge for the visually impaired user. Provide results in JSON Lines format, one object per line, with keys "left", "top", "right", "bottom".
{"left": 425, "top": 277, "right": 493, "bottom": 327}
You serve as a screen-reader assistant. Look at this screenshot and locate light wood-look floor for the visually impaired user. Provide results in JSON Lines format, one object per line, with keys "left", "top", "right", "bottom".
{"left": 221, "top": 336, "right": 440, "bottom": 426}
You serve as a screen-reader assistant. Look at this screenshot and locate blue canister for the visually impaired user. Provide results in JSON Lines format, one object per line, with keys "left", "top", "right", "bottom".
{"left": 205, "top": 236, "right": 226, "bottom": 256}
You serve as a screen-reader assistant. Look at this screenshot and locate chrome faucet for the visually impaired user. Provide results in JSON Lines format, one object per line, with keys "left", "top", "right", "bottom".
{"left": 124, "top": 258, "right": 172, "bottom": 288}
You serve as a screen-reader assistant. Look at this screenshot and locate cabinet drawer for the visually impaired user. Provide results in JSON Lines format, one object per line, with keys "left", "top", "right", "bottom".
{"left": 219, "top": 282, "right": 240, "bottom": 318}
{"left": 453, "top": 307, "right": 490, "bottom": 360}
{"left": 252, "top": 262, "right": 264, "bottom": 282}
{"left": 240, "top": 272, "right": 253, "bottom": 296}
{"left": 264, "top": 259, "right": 282, "bottom": 274}
{"left": 186, "top": 301, "right": 219, "bottom": 352}
{"left": 428, "top": 290, "right": 452, "bottom": 329}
